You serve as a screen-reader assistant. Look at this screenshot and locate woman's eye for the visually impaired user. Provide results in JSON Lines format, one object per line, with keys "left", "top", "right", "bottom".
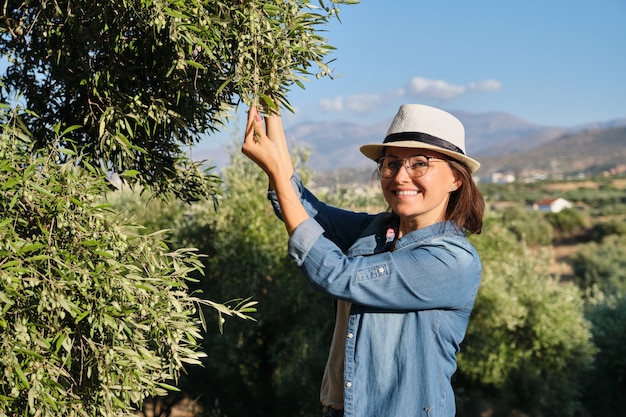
{"left": 410, "top": 161, "right": 428, "bottom": 169}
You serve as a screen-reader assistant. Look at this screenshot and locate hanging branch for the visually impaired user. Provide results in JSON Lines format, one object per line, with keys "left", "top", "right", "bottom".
{"left": 250, "top": 2, "right": 261, "bottom": 109}
{"left": 249, "top": 2, "right": 262, "bottom": 142}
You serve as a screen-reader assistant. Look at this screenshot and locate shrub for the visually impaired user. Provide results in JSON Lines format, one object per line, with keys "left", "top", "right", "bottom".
{"left": 494, "top": 205, "right": 554, "bottom": 246}
{"left": 0, "top": 110, "right": 253, "bottom": 416}
{"left": 582, "top": 292, "right": 626, "bottom": 417}
{"left": 457, "top": 216, "right": 596, "bottom": 417}
{"left": 109, "top": 143, "right": 334, "bottom": 417}
{"left": 588, "top": 218, "right": 626, "bottom": 242}
{"left": 544, "top": 207, "right": 586, "bottom": 238}
{"left": 571, "top": 235, "right": 626, "bottom": 295}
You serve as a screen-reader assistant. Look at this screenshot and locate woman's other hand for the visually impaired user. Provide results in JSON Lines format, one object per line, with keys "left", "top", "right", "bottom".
{"left": 242, "top": 106, "right": 289, "bottom": 185}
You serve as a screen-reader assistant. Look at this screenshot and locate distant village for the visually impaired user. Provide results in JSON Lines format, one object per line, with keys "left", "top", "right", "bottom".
{"left": 312, "top": 162, "right": 626, "bottom": 216}
{"left": 481, "top": 163, "right": 626, "bottom": 185}
{"left": 476, "top": 163, "right": 626, "bottom": 213}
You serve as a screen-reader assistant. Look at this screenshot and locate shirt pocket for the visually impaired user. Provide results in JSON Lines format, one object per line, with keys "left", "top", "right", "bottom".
{"left": 355, "top": 264, "right": 389, "bottom": 282}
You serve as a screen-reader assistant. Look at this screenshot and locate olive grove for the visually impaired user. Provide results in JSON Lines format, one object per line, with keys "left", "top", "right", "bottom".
{"left": 0, "top": 0, "right": 358, "bottom": 415}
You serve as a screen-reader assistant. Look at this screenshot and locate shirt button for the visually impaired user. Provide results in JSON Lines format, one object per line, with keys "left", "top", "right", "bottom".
{"left": 346, "top": 382, "right": 352, "bottom": 388}
{"left": 378, "top": 267, "right": 385, "bottom": 273}
{"left": 347, "top": 333, "right": 353, "bottom": 339}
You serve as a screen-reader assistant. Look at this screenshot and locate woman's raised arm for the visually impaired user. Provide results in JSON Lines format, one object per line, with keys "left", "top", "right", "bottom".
{"left": 242, "top": 107, "right": 309, "bottom": 235}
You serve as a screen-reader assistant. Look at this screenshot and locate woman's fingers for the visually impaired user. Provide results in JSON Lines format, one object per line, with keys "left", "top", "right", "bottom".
{"left": 249, "top": 104, "right": 283, "bottom": 145}
{"left": 263, "top": 108, "right": 294, "bottom": 177}
{"left": 253, "top": 111, "right": 267, "bottom": 143}
{"left": 245, "top": 105, "right": 257, "bottom": 130}
{"left": 265, "top": 113, "right": 284, "bottom": 141}
{"left": 244, "top": 107, "right": 266, "bottom": 143}
{"left": 243, "top": 107, "right": 272, "bottom": 159}
{"left": 242, "top": 106, "right": 290, "bottom": 183}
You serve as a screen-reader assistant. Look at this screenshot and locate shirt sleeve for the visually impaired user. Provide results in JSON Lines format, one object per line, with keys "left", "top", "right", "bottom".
{"left": 288, "top": 227, "right": 482, "bottom": 312}
{"left": 269, "top": 171, "right": 374, "bottom": 253}
{"left": 287, "top": 218, "right": 325, "bottom": 266}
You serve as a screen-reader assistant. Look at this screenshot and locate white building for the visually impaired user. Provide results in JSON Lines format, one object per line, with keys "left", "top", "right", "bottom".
{"left": 533, "top": 197, "right": 573, "bottom": 213}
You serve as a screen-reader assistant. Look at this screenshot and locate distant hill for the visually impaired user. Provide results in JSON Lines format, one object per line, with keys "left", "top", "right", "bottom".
{"left": 285, "top": 111, "right": 626, "bottom": 173}
{"left": 197, "top": 111, "right": 626, "bottom": 184}
{"left": 285, "top": 118, "right": 389, "bottom": 171}
{"left": 311, "top": 126, "right": 626, "bottom": 187}
{"left": 476, "top": 126, "right": 626, "bottom": 178}
{"left": 453, "top": 111, "right": 568, "bottom": 156}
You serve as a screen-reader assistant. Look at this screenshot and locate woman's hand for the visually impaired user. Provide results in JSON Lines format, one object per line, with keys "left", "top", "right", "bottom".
{"left": 264, "top": 107, "right": 294, "bottom": 178}
{"left": 242, "top": 106, "right": 310, "bottom": 235}
{"left": 242, "top": 106, "right": 284, "bottom": 178}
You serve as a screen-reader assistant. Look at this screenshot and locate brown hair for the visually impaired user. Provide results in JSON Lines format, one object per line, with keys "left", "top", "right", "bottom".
{"left": 446, "top": 159, "right": 484, "bottom": 234}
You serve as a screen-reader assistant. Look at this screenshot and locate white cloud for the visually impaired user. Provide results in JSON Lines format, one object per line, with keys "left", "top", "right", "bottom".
{"left": 319, "top": 94, "right": 387, "bottom": 114}
{"left": 468, "top": 79, "right": 502, "bottom": 92}
{"left": 344, "top": 94, "right": 385, "bottom": 113}
{"left": 318, "top": 76, "right": 502, "bottom": 115}
{"left": 318, "top": 96, "right": 345, "bottom": 112}
{"left": 405, "top": 77, "right": 465, "bottom": 100}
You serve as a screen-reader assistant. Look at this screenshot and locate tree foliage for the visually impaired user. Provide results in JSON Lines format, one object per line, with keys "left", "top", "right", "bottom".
{"left": 0, "top": 106, "right": 255, "bottom": 416}
{"left": 495, "top": 205, "right": 554, "bottom": 246}
{"left": 588, "top": 218, "right": 626, "bottom": 242}
{"left": 571, "top": 234, "right": 626, "bottom": 295}
{"left": 544, "top": 207, "right": 586, "bottom": 239}
{"left": 109, "top": 141, "right": 334, "bottom": 416}
{"left": 582, "top": 292, "right": 626, "bottom": 417}
{"left": 193, "top": 145, "right": 335, "bottom": 416}
{"left": 0, "top": 0, "right": 357, "bottom": 201}
{"left": 456, "top": 216, "right": 596, "bottom": 417}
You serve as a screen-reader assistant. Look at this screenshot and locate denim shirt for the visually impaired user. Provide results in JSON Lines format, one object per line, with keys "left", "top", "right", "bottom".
{"left": 269, "top": 173, "right": 482, "bottom": 417}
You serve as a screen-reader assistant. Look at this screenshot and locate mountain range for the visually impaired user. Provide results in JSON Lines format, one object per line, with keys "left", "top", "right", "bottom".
{"left": 201, "top": 110, "right": 626, "bottom": 184}
{"left": 476, "top": 124, "right": 626, "bottom": 178}
{"left": 292, "top": 111, "right": 624, "bottom": 164}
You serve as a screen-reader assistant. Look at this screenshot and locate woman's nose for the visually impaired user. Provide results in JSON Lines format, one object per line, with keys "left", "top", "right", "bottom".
{"left": 394, "top": 162, "right": 413, "bottom": 180}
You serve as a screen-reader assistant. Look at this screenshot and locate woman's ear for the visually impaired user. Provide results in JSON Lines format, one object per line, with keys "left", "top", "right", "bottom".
{"left": 450, "top": 177, "right": 463, "bottom": 192}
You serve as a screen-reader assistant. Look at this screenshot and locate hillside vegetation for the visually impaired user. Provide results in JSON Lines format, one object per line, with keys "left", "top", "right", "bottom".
{"left": 478, "top": 126, "right": 626, "bottom": 177}
{"left": 311, "top": 125, "right": 626, "bottom": 187}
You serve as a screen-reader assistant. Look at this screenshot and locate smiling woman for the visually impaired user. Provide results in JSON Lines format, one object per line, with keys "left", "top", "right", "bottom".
{"left": 242, "top": 102, "right": 485, "bottom": 417}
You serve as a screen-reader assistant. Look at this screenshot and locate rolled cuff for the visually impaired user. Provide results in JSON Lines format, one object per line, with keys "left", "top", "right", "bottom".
{"left": 287, "top": 218, "right": 324, "bottom": 266}
{"left": 267, "top": 172, "right": 303, "bottom": 220}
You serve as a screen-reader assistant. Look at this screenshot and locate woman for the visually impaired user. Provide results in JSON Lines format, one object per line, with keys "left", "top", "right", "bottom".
{"left": 242, "top": 103, "right": 485, "bottom": 417}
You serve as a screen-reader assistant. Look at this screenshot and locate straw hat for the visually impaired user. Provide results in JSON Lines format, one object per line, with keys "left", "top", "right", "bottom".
{"left": 360, "top": 104, "right": 480, "bottom": 173}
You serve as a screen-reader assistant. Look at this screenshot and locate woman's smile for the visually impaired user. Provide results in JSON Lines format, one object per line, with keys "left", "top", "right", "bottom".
{"left": 393, "top": 189, "right": 422, "bottom": 197}
{"left": 381, "top": 146, "right": 459, "bottom": 232}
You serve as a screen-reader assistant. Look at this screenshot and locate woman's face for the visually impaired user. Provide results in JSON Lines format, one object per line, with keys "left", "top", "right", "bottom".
{"left": 380, "top": 146, "right": 461, "bottom": 232}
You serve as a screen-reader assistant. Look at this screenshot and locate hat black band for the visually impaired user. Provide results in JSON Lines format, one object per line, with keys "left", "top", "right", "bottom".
{"left": 383, "top": 132, "right": 465, "bottom": 155}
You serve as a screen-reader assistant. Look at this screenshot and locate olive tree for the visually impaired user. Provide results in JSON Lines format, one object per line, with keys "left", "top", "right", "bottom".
{"left": 0, "top": 106, "right": 257, "bottom": 416}
{"left": 121, "top": 142, "right": 336, "bottom": 417}
{"left": 571, "top": 234, "right": 626, "bottom": 295}
{"left": 456, "top": 216, "right": 596, "bottom": 417}
{"left": 0, "top": 1, "right": 359, "bottom": 414}
{"left": 0, "top": 0, "right": 357, "bottom": 201}
{"left": 582, "top": 292, "right": 626, "bottom": 417}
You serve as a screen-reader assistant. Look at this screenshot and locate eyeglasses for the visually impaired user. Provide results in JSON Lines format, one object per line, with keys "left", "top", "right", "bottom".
{"left": 377, "top": 155, "right": 448, "bottom": 179}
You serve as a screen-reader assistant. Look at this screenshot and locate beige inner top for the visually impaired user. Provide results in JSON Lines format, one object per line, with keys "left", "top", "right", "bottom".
{"left": 319, "top": 300, "right": 351, "bottom": 410}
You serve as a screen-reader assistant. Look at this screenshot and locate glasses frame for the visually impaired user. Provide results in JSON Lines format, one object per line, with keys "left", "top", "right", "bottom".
{"left": 376, "top": 155, "right": 448, "bottom": 179}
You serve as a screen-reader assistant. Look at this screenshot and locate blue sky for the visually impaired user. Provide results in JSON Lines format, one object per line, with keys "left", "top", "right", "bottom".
{"left": 208, "top": 0, "right": 626, "bottom": 149}
{"left": 2, "top": 1, "right": 624, "bottom": 150}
